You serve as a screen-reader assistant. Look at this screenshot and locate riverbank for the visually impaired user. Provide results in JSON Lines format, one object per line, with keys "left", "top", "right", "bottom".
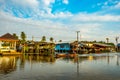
{"left": 0, "top": 52, "right": 22, "bottom": 56}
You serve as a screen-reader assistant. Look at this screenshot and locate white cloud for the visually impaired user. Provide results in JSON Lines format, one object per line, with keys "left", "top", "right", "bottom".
{"left": 63, "top": 0, "right": 69, "bottom": 4}
{"left": 34, "top": 0, "right": 56, "bottom": 17}
{"left": 71, "top": 13, "right": 120, "bottom": 22}
{"left": 42, "top": 0, "right": 55, "bottom": 6}
{"left": 101, "top": 0, "right": 120, "bottom": 11}
{"left": 0, "top": 11, "right": 101, "bottom": 41}
{"left": 0, "top": 11, "right": 74, "bottom": 41}
{"left": 0, "top": 0, "right": 56, "bottom": 19}
{"left": 31, "top": 8, "right": 120, "bottom": 23}
{"left": 0, "top": 0, "right": 120, "bottom": 43}
{"left": 11, "top": 0, "right": 39, "bottom": 8}
{"left": 54, "top": 12, "right": 73, "bottom": 18}
{"left": 113, "top": 2, "right": 120, "bottom": 9}
{"left": 1, "top": 10, "right": 119, "bottom": 43}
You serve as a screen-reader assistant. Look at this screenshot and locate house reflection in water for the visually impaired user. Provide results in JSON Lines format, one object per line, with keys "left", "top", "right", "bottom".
{"left": 88, "top": 55, "right": 94, "bottom": 61}
{"left": 0, "top": 56, "right": 16, "bottom": 74}
{"left": 26, "top": 55, "right": 56, "bottom": 63}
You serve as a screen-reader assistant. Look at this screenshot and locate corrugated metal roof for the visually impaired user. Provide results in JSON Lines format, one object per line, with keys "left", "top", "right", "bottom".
{"left": 93, "top": 43, "right": 112, "bottom": 47}
{"left": 55, "top": 41, "right": 75, "bottom": 44}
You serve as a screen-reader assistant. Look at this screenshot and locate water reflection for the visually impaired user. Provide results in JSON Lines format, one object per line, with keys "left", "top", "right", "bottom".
{"left": 0, "top": 53, "right": 120, "bottom": 80}
{"left": 0, "top": 56, "right": 17, "bottom": 74}
{"left": 0, "top": 53, "right": 119, "bottom": 73}
{"left": 106, "top": 53, "right": 119, "bottom": 66}
{"left": 88, "top": 55, "right": 94, "bottom": 60}
{"left": 115, "top": 54, "right": 119, "bottom": 66}
{"left": 107, "top": 53, "right": 110, "bottom": 64}
{"left": 26, "top": 55, "right": 56, "bottom": 63}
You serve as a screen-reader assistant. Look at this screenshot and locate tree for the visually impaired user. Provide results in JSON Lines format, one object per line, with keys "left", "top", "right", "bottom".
{"left": 13, "top": 33, "right": 18, "bottom": 39}
{"left": 98, "top": 41, "right": 105, "bottom": 43}
{"left": 93, "top": 40, "right": 96, "bottom": 43}
{"left": 50, "top": 37, "right": 54, "bottom": 42}
{"left": 59, "top": 40, "right": 62, "bottom": 42}
{"left": 107, "top": 43, "right": 115, "bottom": 46}
{"left": 115, "top": 37, "right": 119, "bottom": 44}
{"left": 106, "top": 38, "right": 109, "bottom": 43}
{"left": 41, "top": 36, "right": 46, "bottom": 42}
{"left": 21, "top": 32, "right": 26, "bottom": 42}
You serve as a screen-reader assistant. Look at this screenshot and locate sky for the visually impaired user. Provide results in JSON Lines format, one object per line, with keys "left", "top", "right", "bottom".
{"left": 0, "top": 0, "right": 120, "bottom": 43}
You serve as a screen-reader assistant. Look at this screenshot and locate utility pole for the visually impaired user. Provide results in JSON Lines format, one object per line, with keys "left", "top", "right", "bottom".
{"left": 32, "top": 36, "right": 34, "bottom": 44}
{"left": 76, "top": 31, "right": 80, "bottom": 42}
{"left": 115, "top": 37, "right": 119, "bottom": 51}
{"left": 76, "top": 31, "right": 80, "bottom": 53}
{"left": 32, "top": 36, "right": 34, "bottom": 41}
{"left": 76, "top": 31, "right": 80, "bottom": 77}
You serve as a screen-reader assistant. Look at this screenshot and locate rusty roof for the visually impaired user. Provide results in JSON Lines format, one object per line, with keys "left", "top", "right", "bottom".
{"left": 93, "top": 43, "right": 112, "bottom": 47}
{"left": 0, "top": 33, "right": 18, "bottom": 41}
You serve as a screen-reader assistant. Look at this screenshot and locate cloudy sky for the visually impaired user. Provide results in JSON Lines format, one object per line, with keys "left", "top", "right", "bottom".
{"left": 0, "top": 0, "right": 120, "bottom": 43}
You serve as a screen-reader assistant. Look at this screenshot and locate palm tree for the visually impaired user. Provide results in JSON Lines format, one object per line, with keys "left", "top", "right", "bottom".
{"left": 59, "top": 40, "right": 62, "bottom": 42}
{"left": 21, "top": 31, "right": 26, "bottom": 42}
{"left": 106, "top": 38, "right": 109, "bottom": 43}
{"left": 41, "top": 36, "right": 46, "bottom": 42}
{"left": 115, "top": 37, "right": 119, "bottom": 44}
{"left": 50, "top": 37, "right": 54, "bottom": 42}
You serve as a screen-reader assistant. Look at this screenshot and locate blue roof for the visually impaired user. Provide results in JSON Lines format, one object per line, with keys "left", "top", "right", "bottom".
{"left": 117, "top": 43, "right": 120, "bottom": 47}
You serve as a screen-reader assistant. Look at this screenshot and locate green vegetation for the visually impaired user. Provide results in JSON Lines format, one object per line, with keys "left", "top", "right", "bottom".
{"left": 59, "top": 40, "right": 62, "bottom": 42}
{"left": 13, "top": 33, "right": 18, "bottom": 39}
{"left": 50, "top": 37, "right": 54, "bottom": 42}
{"left": 20, "top": 31, "right": 26, "bottom": 43}
{"left": 106, "top": 38, "right": 109, "bottom": 43}
{"left": 105, "top": 43, "right": 115, "bottom": 46}
{"left": 7, "top": 32, "right": 116, "bottom": 47}
{"left": 81, "top": 40, "right": 115, "bottom": 46}
{"left": 41, "top": 36, "right": 46, "bottom": 42}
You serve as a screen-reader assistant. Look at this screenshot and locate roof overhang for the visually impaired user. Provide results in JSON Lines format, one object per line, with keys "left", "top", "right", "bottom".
{"left": 0, "top": 38, "right": 19, "bottom": 41}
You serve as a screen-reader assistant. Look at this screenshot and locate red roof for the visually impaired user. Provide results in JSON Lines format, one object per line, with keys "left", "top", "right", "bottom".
{"left": 0, "top": 33, "right": 18, "bottom": 41}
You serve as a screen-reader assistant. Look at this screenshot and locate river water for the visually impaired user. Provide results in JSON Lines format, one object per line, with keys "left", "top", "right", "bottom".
{"left": 0, "top": 52, "right": 120, "bottom": 80}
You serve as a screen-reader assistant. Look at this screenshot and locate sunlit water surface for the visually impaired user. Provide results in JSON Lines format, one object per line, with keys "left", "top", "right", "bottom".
{"left": 0, "top": 53, "right": 120, "bottom": 80}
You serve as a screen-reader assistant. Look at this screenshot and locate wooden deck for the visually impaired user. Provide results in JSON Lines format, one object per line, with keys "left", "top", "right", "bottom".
{"left": 24, "top": 53, "right": 54, "bottom": 56}
{"left": 0, "top": 52, "right": 22, "bottom": 56}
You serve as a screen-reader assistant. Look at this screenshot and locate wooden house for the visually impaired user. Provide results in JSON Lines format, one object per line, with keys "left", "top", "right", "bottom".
{"left": 92, "top": 43, "right": 113, "bottom": 53}
{"left": 0, "top": 33, "right": 18, "bottom": 53}
{"left": 55, "top": 42, "right": 72, "bottom": 53}
{"left": 117, "top": 43, "right": 120, "bottom": 51}
{"left": 26, "top": 41, "right": 55, "bottom": 54}
{"left": 55, "top": 41, "right": 89, "bottom": 53}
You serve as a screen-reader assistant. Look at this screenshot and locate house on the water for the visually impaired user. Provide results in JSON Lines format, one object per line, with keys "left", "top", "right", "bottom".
{"left": 27, "top": 41, "right": 55, "bottom": 54}
{"left": 0, "top": 33, "right": 19, "bottom": 53}
{"left": 55, "top": 41, "right": 88, "bottom": 55}
{"left": 117, "top": 43, "right": 120, "bottom": 51}
{"left": 92, "top": 43, "right": 114, "bottom": 53}
{"left": 55, "top": 41, "right": 75, "bottom": 57}
{"left": 55, "top": 42, "right": 72, "bottom": 53}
